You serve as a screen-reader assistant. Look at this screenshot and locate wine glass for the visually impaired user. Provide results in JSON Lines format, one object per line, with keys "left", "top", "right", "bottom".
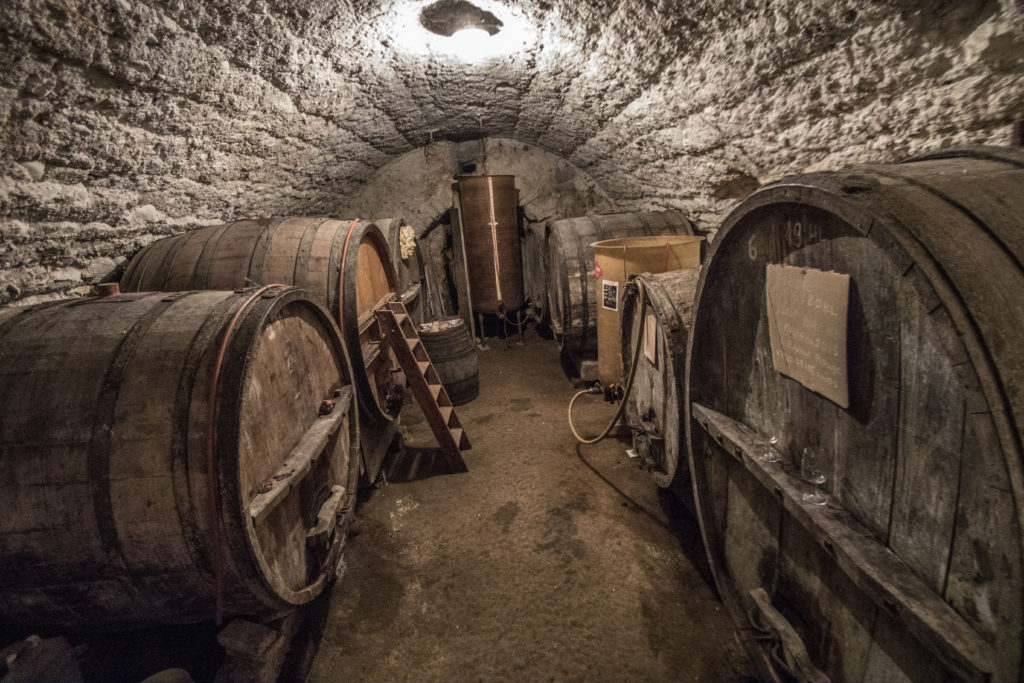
{"left": 800, "top": 447, "right": 829, "bottom": 505}
{"left": 758, "top": 435, "right": 781, "bottom": 463}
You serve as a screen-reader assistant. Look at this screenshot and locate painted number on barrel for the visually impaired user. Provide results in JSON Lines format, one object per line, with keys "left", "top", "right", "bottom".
{"left": 784, "top": 220, "right": 822, "bottom": 249}
{"left": 747, "top": 220, "right": 824, "bottom": 262}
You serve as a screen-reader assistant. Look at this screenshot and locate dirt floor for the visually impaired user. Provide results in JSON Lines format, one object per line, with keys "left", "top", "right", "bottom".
{"left": 309, "top": 329, "right": 750, "bottom": 681}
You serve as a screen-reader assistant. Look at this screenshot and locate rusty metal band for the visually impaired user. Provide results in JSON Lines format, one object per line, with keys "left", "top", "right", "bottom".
{"left": 206, "top": 283, "right": 287, "bottom": 624}
{"left": 132, "top": 239, "right": 169, "bottom": 291}
{"left": 337, "top": 218, "right": 361, "bottom": 328}
{"left": 120, "top": 240, "right": 154, "bottom": 290}
{"left": 87, "top": 292, "right": 194, "bottom": 617}
{"left": 247, "top": 217, "right": 286, "bottom": 286}
{"left": 294, "top": 218, "right": 330, "bottom": 291}
{"left": 151, "top": 232, "right": 191, "bottom": 291}
{"left": 191, "top": 221, "right": 234, "bottom": 290}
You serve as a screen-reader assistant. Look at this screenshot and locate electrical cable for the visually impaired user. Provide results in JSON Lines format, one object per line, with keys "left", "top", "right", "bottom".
{"left": 567, "top": 280, "right": 647, "bottom": 444}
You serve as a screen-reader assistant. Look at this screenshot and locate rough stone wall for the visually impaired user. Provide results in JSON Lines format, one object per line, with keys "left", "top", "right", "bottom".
{"left": 588, "top": 1, "right": 1024, "bottom": 226}
{"left": 1, "top": 0, "right": 1022, "bottom": 304}
{"left": 0, "top": 0, "right": 391, "bottom": 304}
{"left": 333, "top": 137, "right": 614, "bottom": 232}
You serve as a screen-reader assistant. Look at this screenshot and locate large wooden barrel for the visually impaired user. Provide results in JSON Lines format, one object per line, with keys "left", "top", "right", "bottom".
{"left": 686, "top": 147, "right": 1024, "bottom": 682}
{"left": 455, "top": 175, "right": 524, "bottom": 315}
{"left": 620, "top": 268, "right": 700, "bottom": 489}
{"left": 545, "top": 210, "right": 694, "bottom": 364}
{"left": 522, "top": 221, "right": 547, "bottom": 323}
{"left": 119, "top": 217, "right": 402, "bottom": 435}
{"left": 337, "top": 220, "right": 403, "bottom": 432}
{"left": 418, "top": 318, "right": 479, "bottom": 406}
{"left": 0, "top": 286, "right": 359, "bottom": 628}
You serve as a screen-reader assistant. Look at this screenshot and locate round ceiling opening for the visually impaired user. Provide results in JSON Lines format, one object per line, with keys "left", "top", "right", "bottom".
{"left": 419, "top": 0, "right": 504, "bottom": 37}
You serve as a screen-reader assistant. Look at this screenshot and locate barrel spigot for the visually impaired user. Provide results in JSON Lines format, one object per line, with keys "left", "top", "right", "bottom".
{"left": 603, "top": 382, "right": 624, "bottom": 403}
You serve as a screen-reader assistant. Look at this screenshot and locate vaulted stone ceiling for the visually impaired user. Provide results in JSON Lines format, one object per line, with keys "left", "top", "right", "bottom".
{"left": 1, "top": 0, "right": 1023, "bottom": 302}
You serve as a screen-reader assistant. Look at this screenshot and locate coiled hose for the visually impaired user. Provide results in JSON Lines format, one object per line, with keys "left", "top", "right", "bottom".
{"left": 568, "top": 280, "right": 647, "bottom": 444}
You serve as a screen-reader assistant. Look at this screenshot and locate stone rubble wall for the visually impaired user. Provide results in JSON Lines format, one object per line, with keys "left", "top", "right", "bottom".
{"left": 333, "top": 137, "right": 615, "bottom": 233}
{"left": 0, "top": 0, "right": 1021, "bottom": 304}
{"left": 587, "top": 1, "right": 1024, "bottom": 229}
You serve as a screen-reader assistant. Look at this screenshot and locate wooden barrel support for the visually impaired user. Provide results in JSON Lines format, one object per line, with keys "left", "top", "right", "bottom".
{"left": 0, "top": 287, "right": 359, "bottom": 628}
{"left": 120, "top": 217, "right": 403, "bottom": 482}
{"left": 418, "top": 318, "right": 480, "bottom": 406}
{"left": 620, "top": 268, "right": 700, "bottom": 489}
{"left": 545, "top": 210, "right": 694, "bottom": 369}
{"left": 686, "top": 147, "right": 1024, "bottom": 682}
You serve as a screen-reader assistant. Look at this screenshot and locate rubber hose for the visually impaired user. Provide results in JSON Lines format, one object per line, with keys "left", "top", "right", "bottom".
{"left": 568, "top": 281, "right": 647, "bottom": 444}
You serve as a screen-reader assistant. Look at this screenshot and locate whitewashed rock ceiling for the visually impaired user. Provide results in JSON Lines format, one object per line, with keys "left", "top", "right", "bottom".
{"left": 1, "top": 0, "right": 1022, "bottom": 301}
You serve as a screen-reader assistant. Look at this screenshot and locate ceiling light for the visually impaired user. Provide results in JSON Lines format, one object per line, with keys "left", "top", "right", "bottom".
{"left": 449, "top": 27, "right": 498, "bottom": 61}
{"left": 391, "top": 0, "right": 535, "bottom": 63}
{"left": 420, "top": 0, "right": 502, "bottom": 37}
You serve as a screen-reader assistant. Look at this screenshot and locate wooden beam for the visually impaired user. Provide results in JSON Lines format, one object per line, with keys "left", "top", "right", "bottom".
{"left": 249, "top": 387, "right": 352, "bottom": 524}
{"left": 357, "top": 293, "right": 399, "bottom": 338}
{"left": 691, "top": 402, "right": 995, "bottom": 682}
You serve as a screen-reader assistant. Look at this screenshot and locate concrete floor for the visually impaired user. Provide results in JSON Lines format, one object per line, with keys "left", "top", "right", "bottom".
{"left": 310, "top": 330, "right": 749, "bottom": 681}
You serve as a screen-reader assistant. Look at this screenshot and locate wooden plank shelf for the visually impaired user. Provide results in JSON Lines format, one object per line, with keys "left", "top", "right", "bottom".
{"left": 357, "top": 293, "right": 398, "bottom": 334}
{"left": 691, "top": 402, "right": 995, "bottom": 682}
{"left": 249, "top": 387, "right": 353, "bottom": 524}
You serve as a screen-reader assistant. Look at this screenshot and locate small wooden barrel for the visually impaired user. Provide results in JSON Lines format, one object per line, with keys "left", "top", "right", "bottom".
{"left": 0, "top": 287, "right": 358, "bottom": 628}
{"left": 686, "top": 147, "right": 1024, "bottom": 682}
{"left": 620, "top": 268, "right": 700, "bottom": 489}
{"left": 119, "top": 217, "right": 402, "bottom": 434}
{"left": 521, "top": 221, "right": 547, "bottom": 323}
{"left": 545, "top": 210, "right": 693, "bottom": 364}
{"left": 418, "top": 318, "right": 479, "bottom": 406}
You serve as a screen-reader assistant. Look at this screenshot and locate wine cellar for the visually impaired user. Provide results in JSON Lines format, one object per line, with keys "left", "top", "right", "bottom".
{"left": 1, "top": 1, "right": 1023, "bottom": 680}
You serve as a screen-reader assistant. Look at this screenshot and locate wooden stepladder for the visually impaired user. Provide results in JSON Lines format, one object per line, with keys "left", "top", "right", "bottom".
{"left": 374, "top": 299, "right": 471, "bottom": 461}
